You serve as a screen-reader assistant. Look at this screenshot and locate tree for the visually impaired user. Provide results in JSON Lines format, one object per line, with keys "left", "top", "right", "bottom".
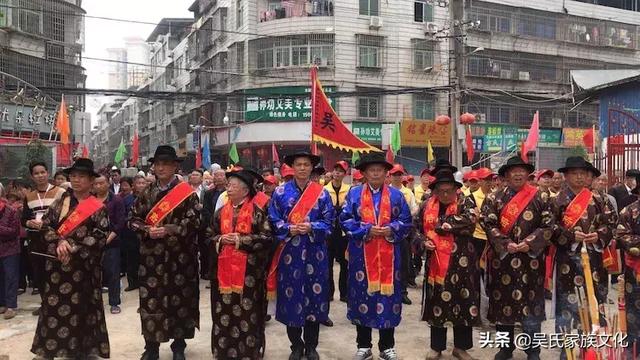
{"left": 569, "top": 145, "right": 589, "bottom": 160}
{"left": 18, "top": 140, "right": 50, "bottom": 179}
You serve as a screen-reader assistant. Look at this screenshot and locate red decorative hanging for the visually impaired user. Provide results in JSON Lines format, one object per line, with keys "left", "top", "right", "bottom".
{"left": 460, "top": 112, "right": 476, "bottom": 125}
{"left": 435, "top": 115, "right": 451, "bottom": 126}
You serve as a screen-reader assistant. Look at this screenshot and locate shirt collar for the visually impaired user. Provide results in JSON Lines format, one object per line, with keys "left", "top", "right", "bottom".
{"left": 368, "top": 184, "right": 383, "bottom": 194}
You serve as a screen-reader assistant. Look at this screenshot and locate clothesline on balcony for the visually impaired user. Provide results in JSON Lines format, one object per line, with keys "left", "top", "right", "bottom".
{"left": 260, "top": 0, "right": 334, "bottom": 22}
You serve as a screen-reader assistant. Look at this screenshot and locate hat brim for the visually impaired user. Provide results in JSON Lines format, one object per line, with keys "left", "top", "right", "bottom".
{"left": 558, "top": 166, "right": 601, "bottom": 177}
{"left": 283, "top": 153, "right": 321, "bottom": 167}
{"left": 225, "top": 172, "right": 258, "bottom": 196}
{"left": 148, "top": 155, "right": 184, "bottom": 163}
{"left": 63, "top": 167, "right": 100, "bottom": 178}
{"left": 355, "top": 160, "right": 394, "bottom": 172}
{"left": 498, "top": 163, "right": 535, "bottom": 177}
{"left": 428, "top": 178, "right": 463, "bottom": 190}
{"left": 431, "top": 165, "right": 458, "bottom": 174}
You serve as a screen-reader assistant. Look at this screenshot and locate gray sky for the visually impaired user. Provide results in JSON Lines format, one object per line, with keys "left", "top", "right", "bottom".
{"left": 83, "top": 0, "right": 192, "bottom": 121}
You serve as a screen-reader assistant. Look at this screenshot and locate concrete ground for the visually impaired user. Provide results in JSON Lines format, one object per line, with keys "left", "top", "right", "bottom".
{"left": 0, "top": 265, "right": 591, "bottom": 359}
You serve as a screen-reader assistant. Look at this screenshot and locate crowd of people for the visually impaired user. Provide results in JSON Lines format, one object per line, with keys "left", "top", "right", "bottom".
{"left": 1, "top": 143, "right": 639, "bottom": 360}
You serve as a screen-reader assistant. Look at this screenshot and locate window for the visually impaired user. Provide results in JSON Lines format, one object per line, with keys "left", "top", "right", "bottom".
{"left": 357, "top": 35, "right": 384, "bottom": 68}
{"left": 250, "top": 35, "right": 334, "bottom": 70}
{"left": 275, "top": 46, "right": 290, "bottom": 67}
{"left": 413, "top": 94, "right": 434, "bottom": 120}
{"left": 467, "top": 56, "right": 511, "bottom": 79}
{"left": 359, "top": 0, "right": 379, "bottom": 16}
{"left": 16, "top": 8, "right": 42, "bottom": 35}
{"left": 414, "top": 1, "right": 433, "bottom": 23}
{"left": 358, "top": 96, "right": 380, "bottom": 119}
{"left": 516, "top": 14, "right": 556, "bottom": 39}
{"left": 236, "top": 0, "right": 244, "bottom": 28}
{"left": 468, "top": 10, "right": 511, "bottom": 33}
{"left": 257, "top": 48, "right": 274, "bottom": 69}
{"left": 412, "top": 39, "right": 433, "bottom": 71}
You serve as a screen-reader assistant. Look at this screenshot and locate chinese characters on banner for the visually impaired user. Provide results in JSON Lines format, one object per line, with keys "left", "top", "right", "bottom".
{"left": 400, "top": 120, "right": 451, "bottom": 147}
{"left": 562, "top": 128, "right": 590, "bottom": 147}
{"left": 351, "top": 122, "right": 382, "bottom": 142}
{"left": 245, "top": 86, "right": 336, "bottom": 122}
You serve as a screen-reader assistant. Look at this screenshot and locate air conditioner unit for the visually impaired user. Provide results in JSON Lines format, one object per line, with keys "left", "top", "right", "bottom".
{"left": 500, "top": 70, "right": 512, "bottom": 79}
{"left": 552, "top": 118, "right": 562, "bottom": 128}
{"left": 518, "top": 71, "right": 530, "bottom": 81}
{"left": 314, "top": 57, "right": 329, "bottom": 67}
{"left": 477, "top": 113, "right": 487, "bottom": 123}
{"left": 369, "top": 16, "right": 383, "bottom": 30}
{"left": 424, "top": 22, "right": 439, "bottom": 35}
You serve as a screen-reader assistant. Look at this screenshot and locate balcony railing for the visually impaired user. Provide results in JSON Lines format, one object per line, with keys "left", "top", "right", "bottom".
{"left": 259, "top": 0, "right": 334, "bottom": 23}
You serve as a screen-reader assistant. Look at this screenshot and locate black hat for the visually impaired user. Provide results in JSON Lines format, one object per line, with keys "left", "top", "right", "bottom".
{"left": 355, "top": 152, "right": 393, "bottom": 171}
{"left": 625, "top": 169, "right": 640, "bottom": 178}
{"left": 430, "top": 158, "right": 458, "bottom": 174}
{"left": 283, "top": 151, "right": 321, "bottom": 167}
{"left": 429, "top": 169, "right": 463, "bottom": 190}
{"left": 226, "top": 170, "right": 260, "bottom": 197}
{"left": 232, "top": 163, "right": 264, "bottom": 185}
{"left": 148, "top": 145, "right": 183, "bottom": 163}
{"left": 498, "top": 155, "right": 535, "bottom": 177}
{"left": 558, "top": 156, "right": 601, "bottom": 177}
{"left": 63, "top": 158, "right": 100, "bottom": 178}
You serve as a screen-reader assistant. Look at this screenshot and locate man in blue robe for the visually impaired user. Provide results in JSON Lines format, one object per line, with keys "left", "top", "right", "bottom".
{"left": 340, "top": 152, "right": 411, "bottom": 360}
{"left": 268, "top": 151, "right": 335, "bottom": 360}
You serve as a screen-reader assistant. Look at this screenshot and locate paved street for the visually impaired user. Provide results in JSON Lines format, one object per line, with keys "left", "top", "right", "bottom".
{"left": 0, "top": 265, "right": 568, "bottom": 360}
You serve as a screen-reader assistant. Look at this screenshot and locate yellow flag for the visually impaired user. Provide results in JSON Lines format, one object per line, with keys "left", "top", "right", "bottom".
{"left": 427, "top": 140, "right": 434, "bottom": 164}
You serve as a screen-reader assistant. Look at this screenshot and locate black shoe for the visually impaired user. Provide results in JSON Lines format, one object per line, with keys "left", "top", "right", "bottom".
{"left": 306, "top": 348, "right": 320, "bottom": 360}
{"left": 172, "top": 351, "right": 185, "bottom": 360}
{"left": 265, "top": 314, "right": 272, "bottom": 322}
{"left": 140, "top": 350, "right": 159, "bottom": 360}
{"left": 526, "top": 353, "right": 540, "bottom": 360}
{"left": 289, "top": 347, "right": 304, "bottom": 360}
{"left": 31, "top": 307, "right": 40, "bottom": 316}
{"left": 494, "top": 349, "right": 513, "bottom": 360}
{"left": 125, "top": 285, "right": 139, "bottom": 292}
{"left": 17, "top": 288, "right": 25, "bottom": 295}
{"left": 407, "top": 279, "right": 418, "bottom": 288}
{"left": 31, "top": 289, "right": 39, "bottom": 295}
{"left": 322, "top": 318, "right": 334, "bottom": 327}
{"left": 340, "top": 296, "right": 348, "bottom": 303}
{"left": 402, "top": 294, "right": 412, "bottom": 305}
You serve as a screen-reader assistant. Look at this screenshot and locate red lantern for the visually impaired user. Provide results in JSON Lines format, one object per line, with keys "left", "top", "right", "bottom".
{"left": 460, "top": 112, "right": 476, "bottom": 125}
{"left": 435, "top": 115, "right": 451, "bottom": 126}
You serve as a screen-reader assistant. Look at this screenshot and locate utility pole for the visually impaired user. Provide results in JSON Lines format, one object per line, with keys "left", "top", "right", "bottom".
{"left": 449, "top": 0, "right": 465, "bottom": 168}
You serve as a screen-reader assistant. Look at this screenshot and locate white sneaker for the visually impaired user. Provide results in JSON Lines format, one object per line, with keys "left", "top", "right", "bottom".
{"left": 380, "top": 348, "right": 399, "bottom": 360}
{"left": 353, "top": 348, "right": 373, "bottom": 360}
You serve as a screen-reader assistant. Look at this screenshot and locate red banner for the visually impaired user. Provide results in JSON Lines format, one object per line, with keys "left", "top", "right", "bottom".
{"left": 311, "top": 67, "right": 380, "bottom": 153}
{"left": 145, "top": 182, "right": 195, "bottom": 226}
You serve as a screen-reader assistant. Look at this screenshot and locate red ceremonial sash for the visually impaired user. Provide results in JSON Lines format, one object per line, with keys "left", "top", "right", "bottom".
{"left": 145, "top": 182, "right": 194, "bottom": 226}
{"left": 423, "top": 196, "right": 457, "bottom": 286}
{"left": 253, "top": 191, "right": 270, "bottom": 210}
{"left": 361, "top": 185, "right": 394, "bottom": 296}
{"left": 57, "top": 196, "right": 104, "bottom": 238}
{"left": 561, "top": 188, "right": 592, "bottom": 230}
{"left": 267, "top": 182, "right": 324, "bottom": 300}
{"left": 499, "top": 184, "right": 538, "bottom": 235}
{"left": 217, "top": 199, "right": 254, "bottom": 295}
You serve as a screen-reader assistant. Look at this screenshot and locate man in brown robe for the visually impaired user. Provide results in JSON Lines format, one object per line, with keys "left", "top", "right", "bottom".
{"left": 551, "top": 157, "right": 616, "bottom": 339}
{"left": 616, "top": 198, "right": 640, "bottom": 354}
{"left": 481, "top": 155, "right": 554, "bottom": 360}
{"left": 31, "top": 158, "right": 111, "bottom": 359}
{"left": 415, "top": 168, "right": 479, "bottom": 360}
{"left": 129, "top": 145, "right": 201, "bottom": 360}
{"left": 209, "top": 169, "right": 273, "bottom": 359}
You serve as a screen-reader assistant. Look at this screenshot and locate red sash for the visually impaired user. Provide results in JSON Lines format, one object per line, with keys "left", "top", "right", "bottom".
{"left": 499, "top": 184, "right": 538, "bottom": 235}
{"left": 423, "top": 196, "right": 457, "bottom": 286}
{"left": 57, "top": 196, "right": 104, "bottom": 238}
{"left": 267, "top": 182, "right": 324, "bottom": 300}
{"left": 361, "top": 185, "right": 394, "bottom": 295}
{"left": 253, "top": 191, "right": 270, "bottom": 210}
{"left": 561, "top": 188, "right": 592, "bottom": 229}
{"left": 217, "top": 199, "right": 254, "bottom": 295}
{"left": 145, "top": 182, "right": 194, "bottom": 226}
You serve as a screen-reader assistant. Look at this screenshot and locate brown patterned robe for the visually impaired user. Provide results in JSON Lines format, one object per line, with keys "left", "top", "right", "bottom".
{"left": 416, "top": 193, "right": 480, "bottom": 327}
{"left": 209, "top": 201, "right": 272, "bottom": 359}
{"left": 129, "top": 177, "right": 201, "bottom": 343}
{"left": 616, "top": 200, "right": 640, "bottom": 339}
{"left": 551, "top": 187, "right": 617, "bottom": 332}
{"left": 480, "top": 187, "right": 554, "bottom": 325}
{"left": 31, "top": 190, "right": 111, "bottom": 359}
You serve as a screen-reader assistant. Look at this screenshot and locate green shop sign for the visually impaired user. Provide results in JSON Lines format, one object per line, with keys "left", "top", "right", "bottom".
{"left": 352, "top": 122, "right": 382, "bottom": 143}
{"left": 245, "top": 86, "right": 336, "bottom": 122}
{"left": 476, "top": 124, "right": 562, "bottom": 152}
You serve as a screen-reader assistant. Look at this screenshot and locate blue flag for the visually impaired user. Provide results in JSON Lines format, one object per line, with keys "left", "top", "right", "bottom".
{"left": 202, "top": 132, "right": 211, "bottom": 170}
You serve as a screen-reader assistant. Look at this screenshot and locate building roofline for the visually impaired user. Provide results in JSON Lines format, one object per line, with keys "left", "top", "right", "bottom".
{"left": 145, "top": 18, "right": 194, "bottom": 43}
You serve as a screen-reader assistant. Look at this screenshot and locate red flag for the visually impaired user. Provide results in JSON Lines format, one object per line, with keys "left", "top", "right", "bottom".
{"left": 386, "top": 145, "right": 394, "bottom": 163}
{"left": 271, "top": 142, "right": 280, "bottom": 165}
{"left": 583, "top": 126, "right": 595, "bottom": 153}
{"left": 56, "top": 95, "right": 70, "bottom": 145}
{"left": 311, "top": 141, "right": 319, "bottom": 156}
{"left": 465, "top": 126, "right": 474, "bottom": 163}
{"left": 81, "top": 144, "right": 89, "bottom": 158}
{"left": 195, "top": 142, "right": 202, "bottom": 169}
{"left": 131, "top": 131, "right": 139, "bottom": 167}
{"left": 311, "top": 67, "right": 380, "bottom": 153}
{"left": 521, "top": 111, "right": 540, "bottom": 163}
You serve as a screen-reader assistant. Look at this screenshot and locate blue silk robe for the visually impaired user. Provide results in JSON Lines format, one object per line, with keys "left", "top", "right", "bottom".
{"left": 340, "top": 184, "right": 412, "bottom": 329}
{"left": 268, "top": 180, "right": 336, "bottom": 327}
